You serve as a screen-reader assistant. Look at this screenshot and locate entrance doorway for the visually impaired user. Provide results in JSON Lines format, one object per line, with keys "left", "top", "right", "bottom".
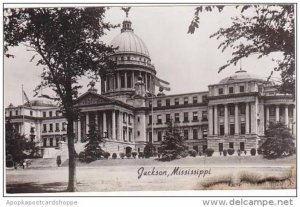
{"left": 125, "top": 146, "right": 132, "bottom": 154}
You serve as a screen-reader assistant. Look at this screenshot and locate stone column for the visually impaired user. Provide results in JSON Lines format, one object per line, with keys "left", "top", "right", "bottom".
{"left": 112, "top": 110, "right": 116, "bottom": 140}
{"left": 235, "top": 103, "right": 239, "bottom": 134}
{"left": 208, "top": 106, "right": 213, "bottom": 136}
{"left": 132, "top": 71, "right": 134, "bottom": 88}
{"left": 266, "top": 105, "right": 270, "bottom": 129}
{"left": 145, "top": 73, "right": 148, "bottom": 91}
{"left": 246, "top": 102, "right": 250, "bottom": 134}
{"left": 77, "top": 117, "right": 81, "bottom": 142}
{"left": 224, "top": 104, "right": 228, "bottom": 135}
{"left": 86, "top": 112, "right": 89, "bottom": 134}
{"left": 103, "top": 111, "right": 107, "bottom": 137}
{"left": 276, "top": 105, "right": 280, "bottom": 122}
{"left": 117, "top": 72, "right": 121, "bottom": 90}
{"left": 119, "top": 111, "right": 123, "bottom": 141}
{"left": 95, "top": 112, "right": 98, "bottom": 130}
{"left": 214, "top": 106, "right": 218, "bottom": 135}
{"left": 285, "top": 105, "right": 289, "bottom": 127}
{"left": 125, "top": 71, "right": 128, "bottom": 88}
{"left": 127, "top": 114, "right": 130, "bottom": 141}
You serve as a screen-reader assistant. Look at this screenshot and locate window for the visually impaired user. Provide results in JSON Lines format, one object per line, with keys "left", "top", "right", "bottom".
{"left": 149, "top": 115, "right": 152, "bottom": 125}
{"left": 239, "top": 104, "right": 246, "bottom": 115}
{"left": 157, "top": 100, "right": 162, "bottom": 107}
{"left": 62, "top": 122, "right": 66, "bottom": 131}
{"left": 193, "top": 112, "right": 198, "bottom": 121}
{"left": 202, "top": 127, "right": 208, "bottom": 138}
{"left": 49, "top": 111, "right": 53, "bottom": 117}
{"left": 157, "top": 131, "right": 162, "bottom": 142}
{"left": 229, "top": 142, "right": 234, "bottom": 149}
{"left": 43, "top": 124, "right": 47, "bottom": 132}
{"left": 202, "top": 111, "right": 208, "bottom": 121}
{"left": 157, "top": 115, "right": 162, "bottom": 124}
{"left": 240, "top": 123, "right": 246, "bottom": 135}
{"left": 120, "top": 73, "right": 125, "bottom": 88}
{"left": 43, "top": 112, "right": 46, "bottom": 117}
{"left": 55, "top": 123, "right": 60, "bottom": 131}
{"left": 270, "top": 106, "right": 276, "bottom": 116}
{"left": 175, "top": 113, "right": 180, "bottom": 122}
{"left": 15, "top": 110, "right": 18, "bottom": 116}
{"left": 229, "top": 87, "right": 234, "bottom": 94}
{"left": 219, "top": 88, "right": 224, "bottom": 95}
{"left": 9, "top": 111, "right": 12, "bottom": 116}
{"left": 127, "top": 73, "right": 132, "bottom": 88}
{"left": 149, "top": 132, "right": 152, "bottom": 143}
{"left": 166, "top": 99, "right": 170, "bottom": 107}
{"left": 43, "top": 138, "right": 47, "bottom": 147}
{"left": 137, "top": 131, "right": 140, "bottom": 136}
{"left": 137, "top": 116, "right": 140, "bottom": 123}
{"left": 219, "top": 143, "right": 223, "bottom": 152}
{"left": 123, "top": 113, "right": 127, "bottom": 123}
{"left": 184, "top": 97, "right": 188, "bottom": 105}
{"left": 202, "top": 95, "right": 208, "bottom": 103}
{"left": 230, "top": 124, "right": 235, "bottom": 135}
{"left": 183, "top": 112, "right": 189, "bottom": 122}
{"left": 184, "top": 130, "right": 189, "bottom": 140}
{"left": 166, "top": 114, "right": 171, "bottom": 123}
{"left": 30, "top": 111, "right": 33, "bottom": 116}
{"left": 49, "top": 123, "right": 53, "bottom": 132}
{"left": 219, "top": 105, "right": 224, "bottom": 116}
{"left": 193, "top": 96, "right": 198, "bottom": 104}
{"left": 229, "top": 105, "right": 235, "bottom": 116}
{"left": 50, "top": 138, "right": 53, "bottom": 147}
{"left": 128, "top": 115, "right": 132, "bottom": 124}
{"left": 193, "top": 129, "right": 198, "bottom": 139}
{"left": 175, "top": 98, "right": 179, "bottom": 105}
{"left": 240, "top": 85, "right": 245, "bottom": 93}
{"left": 240, "top": 142, "right": 245, "bottom": 151}
{"left": 149, "top": 101, "right": 152, "bottom": 108}
{"left": 219, "top": 125, "right": 224, "bottom": 136}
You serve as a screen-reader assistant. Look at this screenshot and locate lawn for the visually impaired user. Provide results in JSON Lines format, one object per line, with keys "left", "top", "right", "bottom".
{"left": 6, "top": 155, "right": 296, "bottom": 193}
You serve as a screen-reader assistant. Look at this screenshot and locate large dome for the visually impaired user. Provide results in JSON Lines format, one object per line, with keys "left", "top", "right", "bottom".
{"left": 24, "top": 97, "right": 56, "bottom": 108}
{"left": 110, "top": 19, "right": 150, "bottom": 57}
{"left": 218, "top": 70, "right": 264, "bottom": 84}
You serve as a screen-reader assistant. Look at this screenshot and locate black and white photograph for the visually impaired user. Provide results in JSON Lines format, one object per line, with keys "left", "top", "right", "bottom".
{"left": 3, "top": 2, "right": 297, "bottom": 198}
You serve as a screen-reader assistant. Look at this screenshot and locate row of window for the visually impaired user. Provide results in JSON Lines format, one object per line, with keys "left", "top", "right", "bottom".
{"left": 122, "top": 113, "right": 132, "bottom": 124}
{"left": 43, "top": 122, "right": 66, "bottom": 133}
{"left": 218, "top": 142, "right": 245, "bottom": 152}
{"left": 148, "top": 128, "right": 206, "bottom": 142}
{"left": 149, "top": 111, "right": 208, "bottom": 125}
{"left": 218, "top": 123, "right": 246, "bottom": 136}
{"left": 43, "top": 110, "right": 60, "bottom": 118}
{"left": 218, "top": 85, "right": 245, "bottom": 95}
{"left": 114, "top": 55, "right": 149, "bottom": 63}
{"left": 151, "top": 95, "right": 208, "bottom": 108}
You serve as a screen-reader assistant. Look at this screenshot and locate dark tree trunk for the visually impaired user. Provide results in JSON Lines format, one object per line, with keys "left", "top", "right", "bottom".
{"left": 66, "top": 114, "right": 77, "bottom": 192}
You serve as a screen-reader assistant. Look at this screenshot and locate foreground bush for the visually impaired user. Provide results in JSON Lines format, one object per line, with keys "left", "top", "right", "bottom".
{"left": 103, "top": 152, "right": 110, "bottom": 159}
{"left": 119, "top": 152, "right": 125, "bottom": 159}
{"left": 112, "top": 153, "right": 117, "bottom": 159}
{"left": 205, "top": 148, "right": 214, "bottom": 157}
{"left": 188, "top": 149, "right": 197, "bottom": 157}
{"left": 138, "top": 152, "right": 144, "bottom": 159}
{"left": 223, "top": 150, "right": 227, "bottom": 156}
{"left": 227, "top": 148, "right": 235, "bottom": 155}
{"left": 126, "top": 153, "right": 131, "bottom": 159}
{"left": 132, "top": 152, "right": 137, "bottom": 159}
{"left": 250, "top": 148, "right": 256, "bottom": 156}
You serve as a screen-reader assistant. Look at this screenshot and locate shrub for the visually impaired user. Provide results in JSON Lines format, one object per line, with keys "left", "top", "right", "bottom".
{"left": 181, "top": 151, "right": 189, "bottom": 158}
{"left": 144, "top": 142, "right": 155, "bottom": 158}
{"left": 198, "top": 151, "right": 202, "bottom": 156}
{"left": 250, "top": 148, "right": 256, "bottom": 156}
{"left": 112, "top": 153, "right": 117, "bottom": 159}
{"left": 132, "top": 152, "right": 137, "bottom": 159}
{"left": 78, "top": 151, "right": 85, "bottom": 162}
{"left": 103, "top": 152, "right": 110, "bottom": 159}
{"left": 257, "top": 148, "right": 262, "bottom": 155}
{"left": 119, "top": 152, "right": 125, "bottom": 159}
{"left": 126, "top": 153, "right": 131, "bottom": 159}
{"left": 237, "top": 149, "right": 241, "bottom": 156}
{"left": 227, "top": 148, "right": 235, "bottom": 155}
{"left": 188, "top": 149, "right": 197, "bottom": 157}
{"left": 158, "top": 153, "right": 161, "bottom": 158}
{"left": 223, "top": 150, "right": 227, "bottom": 156}
{"left": 244, "top": 150, "right": 247, "bottom": 155}
{"left": 138, "top": 152, "right": 144, "bottom": 159}
{"left": 205, "top": 148, "right": 214, "bottom": 157}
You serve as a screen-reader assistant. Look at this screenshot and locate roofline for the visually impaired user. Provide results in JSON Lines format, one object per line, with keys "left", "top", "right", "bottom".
{"left": 149, "top": 91, "right": 209, "bottom": 99}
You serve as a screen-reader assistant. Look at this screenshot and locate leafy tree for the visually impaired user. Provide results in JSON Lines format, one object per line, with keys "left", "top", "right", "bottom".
{"left": 159, "top": 120, "right": 188, "bottom": 161}
{"left": 188, "top": 5, "right": 295, "bottom": 95}
{"left": 5, "top": 120, "right": 39, "bottom": 165}
{"left": 144, "top": 142, "right": 155, "bottom": 158}
{"left": 80, "top": 122, "right": 105, "bottom": 163}
{"left": 4, "top": 8, "right": 116, "bottom": 191}
{"left": 259, "top": 122, "right": 295, "bottom": 159}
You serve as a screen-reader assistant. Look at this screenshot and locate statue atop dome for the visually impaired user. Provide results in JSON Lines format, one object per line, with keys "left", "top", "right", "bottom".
{"left": 121, "top": 7, "right": 131, "bottom": 18}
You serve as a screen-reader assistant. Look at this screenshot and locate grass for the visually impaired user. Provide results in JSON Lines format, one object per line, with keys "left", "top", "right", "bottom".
{"left": 198, "top": 166, "right": 296, "bottom": 190}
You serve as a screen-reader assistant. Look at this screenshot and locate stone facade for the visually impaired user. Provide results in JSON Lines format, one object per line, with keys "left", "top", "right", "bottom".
{"left": 5, "top": 16, "right": 295, "bottom": 157}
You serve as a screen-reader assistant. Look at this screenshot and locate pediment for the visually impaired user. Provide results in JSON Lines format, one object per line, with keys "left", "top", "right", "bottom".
{"left": 75, "top": 92, "right": 112, "bottom": 106}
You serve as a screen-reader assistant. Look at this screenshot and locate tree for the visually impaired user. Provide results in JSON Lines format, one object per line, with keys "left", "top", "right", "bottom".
{"left": 259, "top": 122, "right": 295, "bottom": 159}
{"left": 4, "top": 8, "right": 116, "bottom": 191}
{"left": 5, "top": 120, "right": 39, "bottom": 165}
{"left": 159, "top": 120, "right": 188, "bottom": 161}
{"left": 188, "top": 5, "right": 295, "bottom": 95}
{"left": 80, "top": 122, "right": 105, "bottom": 163}
{"left": 144, "top": 142, "right": 155, "bottom": 158}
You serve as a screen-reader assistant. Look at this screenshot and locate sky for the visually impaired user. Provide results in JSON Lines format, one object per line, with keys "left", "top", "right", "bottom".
{"left": 4, "top": 5, "right": 282, "bottom": 107}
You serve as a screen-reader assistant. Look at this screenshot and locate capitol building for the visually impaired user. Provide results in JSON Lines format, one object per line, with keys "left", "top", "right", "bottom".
{"left": 5, "top": 15, "right": 296, "bottom": 158}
